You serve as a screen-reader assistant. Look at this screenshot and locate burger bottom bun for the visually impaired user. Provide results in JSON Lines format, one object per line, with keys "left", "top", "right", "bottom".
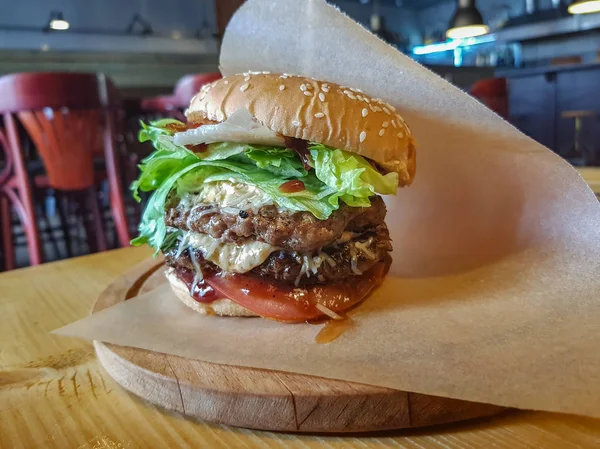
{"left": 165, "top": 268, "right": 258, "bottom": 318}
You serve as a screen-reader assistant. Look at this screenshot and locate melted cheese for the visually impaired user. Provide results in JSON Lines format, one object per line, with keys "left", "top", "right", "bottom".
{"left": 180, "top": 181, "right": 273, "bottom": 211}
{"left": 186, "top": 231, "right": 277, "bottom": 273}
{"left": 173, "top": 109, "right": 285, "bottom": 147}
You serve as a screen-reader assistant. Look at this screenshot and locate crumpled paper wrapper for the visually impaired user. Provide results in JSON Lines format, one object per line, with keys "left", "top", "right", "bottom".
{"left": 55, "top": 0, "right": 600, "bottom": 418}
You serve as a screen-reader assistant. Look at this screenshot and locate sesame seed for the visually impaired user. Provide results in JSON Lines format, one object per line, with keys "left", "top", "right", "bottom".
{"left": 363, "top": 97, "right": 371, "bottom": 103}
{"left": 279, "top": 85, "right": 286, "bottom": 91}
{"left": 347, "top": 93, "right": 357, "bottom": 100}
{"left": 318, "top": 92, "right": 325, "bottom": 101}
{"left": 303, "top": 91, "right": 312, "bottom": 97}
{"left": 369, "top": 104, "right": 376, "bottom": 112}
{"left": 362, "top": 108, "right": 368, "bottom": 117}
{"left": 382, "top": 121, "right": 389, "bottom": 128}
{"left": 300, "top": 84, "right": 307, "bottom": 91}
{"left": 314, "top": 112, "right": 325, "bottom": 118}
{"left": 240, "top": 83, "right": 249, "bottom": 92}
{"left": 397, "top": 131, "right": 404, "bottom": 138}
{"left": 389, "top": 105, "right": 397, "bottom": 112}
{"left": 360, "top": 131, "right": 366, "bottom": 142}
{"left": 379, "top": 129, "right": 385, "bottom": 137}
{"left": 321, "top": 86, "right": 329, "bottom": 93}
{"left": 223, "top": 80, "right": 229, "bottom": 85}
{"left": 383, "top": 107, "right": 391, "bottom": 115}
{"left": 343, "top": 89, "right": 351, "bottom": 95}
{"left": 244, "top": 75, "right": 251, "bottom": 81}
{"left": 356, "top": 95, "right": 363, "bottom": 101}
{"left": 374, "top": 106, "right": 382, "bottom": 112}
{"left": 262, "top": 71, "right": 270, "bottom": 74}
{"left": 391, "top": 120, "right": 397, "bottom": 128}
{"left": 292, "top": 120, "right": 301, "bottom": 126}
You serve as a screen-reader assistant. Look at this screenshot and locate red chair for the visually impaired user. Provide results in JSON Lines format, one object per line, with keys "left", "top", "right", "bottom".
{"left": 0, "top": 72, "right": 130, "bottom": 269}
{"left": 470, "top": 78, "right": 508, "bottom": 119}
{"left": 173, "top": 73, "right": 222, "bottom": 106}
{"left": 140, "top": 72, "right": 222, "bottom": 118}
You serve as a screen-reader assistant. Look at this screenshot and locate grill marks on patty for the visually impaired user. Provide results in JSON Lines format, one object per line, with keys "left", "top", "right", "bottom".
{"left": 164, "top": 224, "right": 392, "bottom": 285}
{"left": 165, "top": 195, "right": 387, "bottom": 253}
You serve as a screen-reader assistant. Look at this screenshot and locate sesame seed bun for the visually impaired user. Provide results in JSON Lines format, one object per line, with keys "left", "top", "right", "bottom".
{"left": 186, "top": 73, "right": 416, "bottom": 186}
{"left": 166, "top": 268, "right": 258, "bottom": 317}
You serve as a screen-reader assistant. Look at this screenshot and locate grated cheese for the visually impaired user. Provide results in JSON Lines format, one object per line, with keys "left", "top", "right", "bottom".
{"left": 315, "top": 303, "right": 343, "bottom": 320}
{"left": 355, "top": 239, "right": 377, "bottom": 260}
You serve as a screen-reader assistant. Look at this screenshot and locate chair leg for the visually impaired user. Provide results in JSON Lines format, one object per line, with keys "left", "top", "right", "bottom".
{"left": 85, "top": 187, "right": 107, "bottom": 252}
{"left": 0, "top": 193, "right": 15, "bottom": 270}
{"left": 56, "top": 191, "right": 73, "bottom": 258}
{"left": 104, "top": 111, "right": 131, "bottom": 247}
{"left": 78, "top": 191, "right": 97, "bottom": 254}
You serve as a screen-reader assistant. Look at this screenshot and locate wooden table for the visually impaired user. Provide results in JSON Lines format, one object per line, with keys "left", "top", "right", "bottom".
{"left": 578, "top": 167, "right": 600, "bottom": 196}
{"left": 2, "top": 247, "right": 600, "bottom": 448}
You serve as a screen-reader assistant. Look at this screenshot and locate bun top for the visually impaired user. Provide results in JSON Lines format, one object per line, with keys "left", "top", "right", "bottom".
{"left": 186, "top": 73, "right": 416, "bottom": 186}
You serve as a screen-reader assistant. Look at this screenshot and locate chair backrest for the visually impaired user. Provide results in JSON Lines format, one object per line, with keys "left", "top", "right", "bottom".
{"left": 0, "top": 72, "right": 119, "bottom": 190}
{"left": 469, "top": 77, "right": 508, "bottom": 119}
{"left": 173, "top": 72, "right": 222, "bottom": 107}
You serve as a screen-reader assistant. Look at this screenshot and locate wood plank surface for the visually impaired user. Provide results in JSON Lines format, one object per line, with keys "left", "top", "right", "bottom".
{"left": 93, "top": 260, "right": 503, "bottom": 433}
{"left": 1, "top": 246, "right": 600, "bottom": 448}
{"left": 578, "top": 167, "right": 600, "bottom": 195}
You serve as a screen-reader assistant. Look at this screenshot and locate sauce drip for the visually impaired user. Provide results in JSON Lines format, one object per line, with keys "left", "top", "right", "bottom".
{"left": 163, "top": 120, "right": 214, "bottom": 134}
{"left": 174, "top": 267, "right": 218, "bottom": 303}
{"left": 279, "top": 180, "right": 306, "bottom": 193}
{"left": 315, "top": 316, "right": 355, "bottom": 344}
{"left": 185, "top": 143, "right": 208, "bottom": 153}
{"left": 284, "top": 137, "right": 312, "bottom": 169}
{"left": 163, "top": 122, "right": 188, "bottom": 133}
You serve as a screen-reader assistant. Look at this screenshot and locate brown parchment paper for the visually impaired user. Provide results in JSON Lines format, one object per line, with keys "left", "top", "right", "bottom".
{"left": 55, "top": 0, "right": 600, "bottom": 418}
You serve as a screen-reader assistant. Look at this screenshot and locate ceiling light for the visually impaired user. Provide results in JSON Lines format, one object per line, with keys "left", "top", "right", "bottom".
{"left": 48, "top": 11, "right": 69, "bottom": 31}
{"left": 568, "top": 0, "right": 600, "bottom": 14}
{"left": 447, "top": 0, "right": 489, "bottom": 39}
{"left": 447, "top": 24, "right": 489, "bottom": 39}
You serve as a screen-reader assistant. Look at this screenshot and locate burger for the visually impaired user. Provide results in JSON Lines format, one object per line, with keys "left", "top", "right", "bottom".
{"left": 132, "top": 73, "right": 416, "bottom": 322}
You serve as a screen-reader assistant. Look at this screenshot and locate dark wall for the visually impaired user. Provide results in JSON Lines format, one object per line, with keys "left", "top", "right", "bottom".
{"left": 0, "top": 50, "right": 219, "bottom": 94}
{"left": 507, "top": 65, "right": 600, "bottom": 165}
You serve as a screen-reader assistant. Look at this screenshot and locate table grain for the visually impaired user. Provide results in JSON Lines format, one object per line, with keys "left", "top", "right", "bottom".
{"left": 2, "top": 247, "right": 600, "bottom": 448}
{"left": 577, "top": 167, "right": 600, "bottom": 195}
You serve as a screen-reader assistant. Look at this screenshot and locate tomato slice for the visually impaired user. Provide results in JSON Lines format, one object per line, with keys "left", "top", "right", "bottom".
{"left": 204, "top": 256, "right": 391, "bottom": 323}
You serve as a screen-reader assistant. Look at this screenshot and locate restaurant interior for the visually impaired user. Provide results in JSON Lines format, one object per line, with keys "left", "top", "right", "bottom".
{"left": 3, "top": 1, "right": 600, "bottom": 447}
{"left": 1, "top": 0, "right": 600, "bottom": 271}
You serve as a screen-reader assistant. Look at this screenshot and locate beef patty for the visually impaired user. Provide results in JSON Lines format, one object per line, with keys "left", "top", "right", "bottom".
{"left": 165, "top": 195, "right": 387, "bottom": 253}
{"left": 164, "top": 224, "right": 392, "bottom": 285}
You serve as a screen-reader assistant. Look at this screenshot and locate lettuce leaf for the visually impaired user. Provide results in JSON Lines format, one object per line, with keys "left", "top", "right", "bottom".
{"left": 131, "top": 119, "right": 398, "bottom": 251}
{"left": 309, "top": 143, "right": 399, "bottom": 208}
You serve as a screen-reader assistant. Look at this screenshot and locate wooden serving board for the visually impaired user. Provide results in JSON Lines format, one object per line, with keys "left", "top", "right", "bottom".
{"left": 94, "top": 258, "right": 506, "bottom": 433}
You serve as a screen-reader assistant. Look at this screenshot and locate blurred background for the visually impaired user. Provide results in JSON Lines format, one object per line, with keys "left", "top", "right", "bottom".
{"left": 1, "top": 0, "right": 599, "bottom": 270}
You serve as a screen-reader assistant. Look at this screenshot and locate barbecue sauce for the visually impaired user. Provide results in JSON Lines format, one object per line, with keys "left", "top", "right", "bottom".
{"left": 279, "top": 180, "right": 306, "bottom": 193}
